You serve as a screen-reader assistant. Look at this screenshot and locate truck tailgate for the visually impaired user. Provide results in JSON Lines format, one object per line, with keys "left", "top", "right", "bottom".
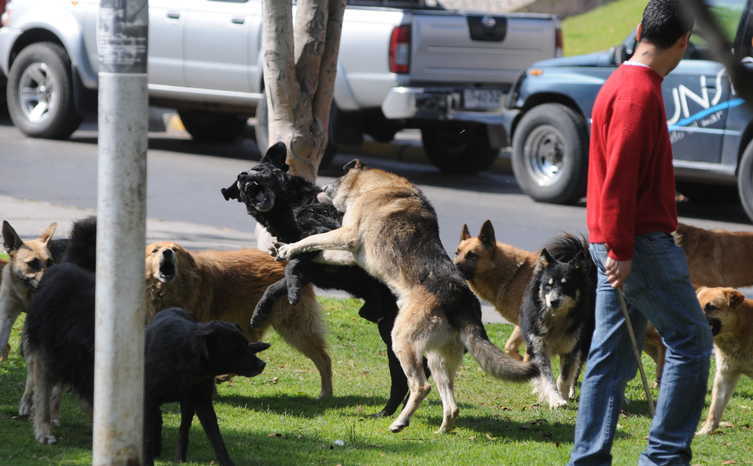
{"left": 410, "top": 12, "right": 557, "bottom": 86}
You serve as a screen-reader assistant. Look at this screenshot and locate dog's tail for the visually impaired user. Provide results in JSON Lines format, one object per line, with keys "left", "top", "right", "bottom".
{"left": 63, "top": 216, "right": 97, "bottom": 272}
{"left": 459, "top": 318, "right": 539, "bottom": 381}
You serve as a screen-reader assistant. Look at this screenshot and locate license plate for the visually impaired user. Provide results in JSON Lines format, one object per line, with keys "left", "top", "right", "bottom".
{"left": 463, "top": 89, "right": 504, "bottom": 110}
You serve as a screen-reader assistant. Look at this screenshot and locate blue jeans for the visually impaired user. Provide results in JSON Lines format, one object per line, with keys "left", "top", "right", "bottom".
{"left": 569, "top": 233, "right": 713, "bottom": 466}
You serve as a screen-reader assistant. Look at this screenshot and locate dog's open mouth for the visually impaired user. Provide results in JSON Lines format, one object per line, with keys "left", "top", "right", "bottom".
{"left": 158, "top": 254, "right": 176, "bottom": 283}
{"left": 707, "top": 317, "right": 722, "bottom": 336}
{"left": 238, "top": 180, "right": 275, "bottom": 213}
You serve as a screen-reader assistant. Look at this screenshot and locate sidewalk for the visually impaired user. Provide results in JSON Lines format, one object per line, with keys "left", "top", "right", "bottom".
{"left": 1, "top": 194, "right": 509, "bottom": 324}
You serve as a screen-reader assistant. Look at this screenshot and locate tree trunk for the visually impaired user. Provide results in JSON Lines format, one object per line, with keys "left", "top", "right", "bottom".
{"left": 261, "top": 0, "right": 345, "bottom": 183}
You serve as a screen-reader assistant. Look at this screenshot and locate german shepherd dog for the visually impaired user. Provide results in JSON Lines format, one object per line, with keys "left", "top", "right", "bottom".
{"left": 144, "top": 241, "right": 333, "bottom": 399}
{"left": 144, "top": 307, "right": 270, "bottom": 466}
{"left": 1, "top": 220, "right": 70, "bottom": 422}
{"left": 695, "top": 287, "right": 753, "bottom": 435}
{"left": 25, "top": 216, "right": 98, "bottom": 444}
{"left": 274, "top": 161, "right": 538, "bottom": 433}
{"left": 454, "top": 220, "right": 539, "bottom": 360}
{"left": 221, "top": 143, "right": 410, "bottom": 417}
{"left": 520, "top": 234, "right": 595, "bottom": 408}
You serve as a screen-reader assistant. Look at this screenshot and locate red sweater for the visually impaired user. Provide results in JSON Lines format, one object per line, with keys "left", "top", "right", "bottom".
{"left": 586, "top": 64, "right": 677, "bottom": 261}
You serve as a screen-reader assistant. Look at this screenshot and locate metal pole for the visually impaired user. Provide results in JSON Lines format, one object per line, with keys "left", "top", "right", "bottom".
{"left": 94, "top": 0, "right": 148, "bottom": 464}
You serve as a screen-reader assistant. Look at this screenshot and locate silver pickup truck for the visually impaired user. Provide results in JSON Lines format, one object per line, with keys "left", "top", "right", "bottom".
{"left": 0, "top": 0, "right": 560, "bottom": 172}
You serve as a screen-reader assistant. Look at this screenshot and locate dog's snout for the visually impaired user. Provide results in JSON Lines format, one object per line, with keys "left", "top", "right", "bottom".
{"left": 163, "top": 248, "right": 174, "bottom": 258}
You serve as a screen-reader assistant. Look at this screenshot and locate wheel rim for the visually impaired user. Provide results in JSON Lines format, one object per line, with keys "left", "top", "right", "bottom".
{"left": 18, "top": 62, "right": 56, "bottom": 123}
{"left": 524, "top": 125, "right": 565, "bottom": 186}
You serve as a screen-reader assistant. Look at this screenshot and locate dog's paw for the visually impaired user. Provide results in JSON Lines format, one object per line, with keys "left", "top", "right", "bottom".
{"left": 547, "top": 396, "right": 568, "bottom": 409}
{"left": 389, "top": 420, "right": 409, "bottom": 433}
{"left": 34, "top": 428, "right": 57, "bottom": 445}
{"left": 696, "top": 424, "right": 716, "bottom": 436}
{"left": 18, "top": 397, "right": 32, "bottom": 417}
{"left": 274, "top": 244, "right": 294, "bottom": 262}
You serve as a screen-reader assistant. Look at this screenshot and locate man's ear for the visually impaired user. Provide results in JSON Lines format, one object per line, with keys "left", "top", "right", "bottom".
{"left": 261, "top": 142, "right": 289, "bottom": 171}
{"left": 2, "top": 221, "right": 23, "bottom": 253}
{"left": 460, "top": 224, "right": 471, "bottom": 241}
{"left": 478, "top": 220, "right": 496, "bottom": 247}
{"left": 635, "top": 22, "right": 643, "bottom": 42}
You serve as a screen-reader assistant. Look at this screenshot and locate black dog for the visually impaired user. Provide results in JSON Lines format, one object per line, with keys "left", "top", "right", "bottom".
{"left": 25, "top": 216, "right": 98, "bottom": 444}
{"left": 144, "top": 307, "right": 269, "bottom": 466}
{"left": 520, "top": 234, "right": 596, "bottom": 408}
{"left": 221, "top": 142, "right": 412, "bottom": 417}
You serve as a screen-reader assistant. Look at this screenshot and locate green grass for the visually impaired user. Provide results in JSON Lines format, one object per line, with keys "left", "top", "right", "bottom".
{"left": 0, "top": 252, "right": 8, "bottom": 261}
{"left": 1, "top": 297, "right": 752, "bottom": 465}
{"left": 562, "top": 0, "right": 645, "bottom": 56}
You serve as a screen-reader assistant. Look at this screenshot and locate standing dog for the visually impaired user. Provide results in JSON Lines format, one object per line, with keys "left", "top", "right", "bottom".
{"left": 144, "top": 307, "right": 270, "bottom": 466}
{"left": 695, "top": 287, "right": 753, "bottom": 435}
{"left": 454, "top": 220, "right": 538, "bottom": 360}
{"left": 674, "top": 223, "right": 753, "bottom": 288}
{"left": 520, "top": 234, "right": 595, "bottom": 408}
{"left": 145, "top": 242, "right": 333, "bottom": 399}
{"left": 274, "top": 161, "right": 538, "bottom": 433}
{"left": 221, "top": 143, "right": 411, "bottom": 417}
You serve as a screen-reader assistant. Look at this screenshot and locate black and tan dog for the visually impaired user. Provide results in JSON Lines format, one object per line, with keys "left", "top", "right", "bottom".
{"left": 221, "top": 143, "right": 412, "bottom": 417}
{"left": 145, "top": 241, "right": 333, "bottom": 400}
{"left": 454, "top": 220, "right": 539, "bottom": 360}
{"left": 274, "top": 160, "right": 538, "bottom": 433}
{"left": 520, "top": 234, "right": 595, "bottom": 408}
{"left": 695, "top": 287, "right": 753, "bottom": 435}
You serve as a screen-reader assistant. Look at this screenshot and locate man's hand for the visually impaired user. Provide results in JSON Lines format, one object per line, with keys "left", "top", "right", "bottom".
{"left": 605, "top": 257, "right": 632, "bottom": 288}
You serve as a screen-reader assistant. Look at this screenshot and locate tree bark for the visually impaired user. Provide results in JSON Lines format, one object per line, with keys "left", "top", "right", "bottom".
{"left": 261, "top": 0, "right": 346, "bottom": 183}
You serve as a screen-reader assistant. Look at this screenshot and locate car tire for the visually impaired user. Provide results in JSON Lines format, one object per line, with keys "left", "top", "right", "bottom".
{"left": 7, "top": 42, "right": 82, "bottom": 139}
{"left": 738, "top": 141, "right": 753, "bottom": 223}
{"left": 178, "top": 110, "right": 249, "bottom": 142}
{"left": 421, "top": 124, "right": 498, "bottom": 174}
{"left": 255, "top": 89, "right": 337, "bottom": 170}
{"left": 512, "top": 103, "right": 588, "bottom": 204}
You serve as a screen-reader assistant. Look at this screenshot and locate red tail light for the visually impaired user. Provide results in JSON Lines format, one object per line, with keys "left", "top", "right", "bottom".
{"left": 0, "top": 0, "right": 7, "bottom": 16}
{"left": 555, "top": 25, "right": 564, "bottom": 57}
{"left": 0, "top": 0, "right": 9, "bottom": 27}
{"left": 389, "top": 24, "right": 411, "bottom": 74}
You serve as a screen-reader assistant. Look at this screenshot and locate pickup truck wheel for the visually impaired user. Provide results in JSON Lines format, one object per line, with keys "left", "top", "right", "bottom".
{"left": 738, "top": 141, "right": 753, "bottom": 223}
{"left": 512, "top": 103, "right": 587, "bottom": 204}
{"left": 421, "top": 124, "right": 498, "bottom": 174}
{"left": 6, "top": 42, "right": 82, "bottom": 139}
{"left": 255, "top": 90, "right": 337, "bottom": 170}
{"left": 178, "top": 110, "right": 249, "bottom": 142}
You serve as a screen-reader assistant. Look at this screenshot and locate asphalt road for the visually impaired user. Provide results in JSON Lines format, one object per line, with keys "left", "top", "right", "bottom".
{"left": 2, "top": 107, "right": 752, "bottom": 257}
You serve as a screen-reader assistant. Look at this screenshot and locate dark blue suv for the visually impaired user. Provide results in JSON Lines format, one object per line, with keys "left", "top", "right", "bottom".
{"left": 503, "top": 0, "right": 753, "bottom": 222}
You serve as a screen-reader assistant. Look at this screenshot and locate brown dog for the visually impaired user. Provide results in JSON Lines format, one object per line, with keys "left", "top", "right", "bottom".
{"left": 453, "top": 220, "right": 538, "bottom": 360}
{"left": 144, "top": 242, "right": 333, "bottom": 399}
{"left": 675, "top": 223, "right": 753, "bottom": 288}
{"left": 695, "top": 287, "right": 752, "bottom": 435}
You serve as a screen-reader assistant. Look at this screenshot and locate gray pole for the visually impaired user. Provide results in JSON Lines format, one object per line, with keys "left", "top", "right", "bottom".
{"left": 94, "top": 0, "right": 148, "bottom": 464}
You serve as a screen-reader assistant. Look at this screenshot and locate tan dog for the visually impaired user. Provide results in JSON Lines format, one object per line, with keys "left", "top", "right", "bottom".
{"left": 695, "top": 287, "right": 752, "bottom": 435}
{"left": 675, "top": 223, "right": 753, "bottom": 288}
{"left": 274, "top": 161, "right": 538, "bottom": 433}
{"left": 0, "top": 220, "right": 63, "bottom": 421}
{"left": 453, "top": 220, "right": 538, "bottom": 360}
{"left": 144, "top": 242, "right": 332, "bottom": 399}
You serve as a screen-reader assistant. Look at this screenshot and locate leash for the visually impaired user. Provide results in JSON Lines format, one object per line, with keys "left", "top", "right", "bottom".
{"left": 616, "top": 289, "right": 656, "bottom": 417}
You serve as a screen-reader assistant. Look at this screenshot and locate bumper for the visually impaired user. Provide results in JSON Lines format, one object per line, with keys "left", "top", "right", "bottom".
{"left": 0, "top": 26, "right": 21, "bottom": 76}
{"left": 382, "top": 86, "right": 508, "bottom": 125}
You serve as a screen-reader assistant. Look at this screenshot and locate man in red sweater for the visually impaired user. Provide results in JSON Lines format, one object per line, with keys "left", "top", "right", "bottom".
{"left": 569, "top": 1, "right": 713, "bottom": 465}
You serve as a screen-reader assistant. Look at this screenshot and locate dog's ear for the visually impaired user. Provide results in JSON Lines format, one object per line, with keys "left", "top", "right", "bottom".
{"left": 342, "top": 159, "right": 363, "bottom": 172}
{"left": 249, "top": 342, "right": 271, "bottom": 353}
{"left": 39, "top": 222, "right": 57, "bottom": 245}
{"left": 192, "top": 324, "right": 215, "bottom": 364}
{"left": 539, "top": 248, "right": 555, "bottom": 267}
{"left": 478, "top": 220, "right": 496, "bottom": 247}
{"left": 726, "top": 289, "right": 746, "bottom": 308}
{"left": 460, "top": 224, "right": 471, "bottom": 241}
{"left": 262, "top": 142, "right": 289, "bottom": 170}
{"left": 2, "top": 221, "right": 23, "bottom": 253}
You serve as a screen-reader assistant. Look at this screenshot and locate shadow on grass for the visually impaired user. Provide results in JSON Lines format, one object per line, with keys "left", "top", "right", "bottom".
{"left": 219, "top": 393, "right": 388, "bottom": 418}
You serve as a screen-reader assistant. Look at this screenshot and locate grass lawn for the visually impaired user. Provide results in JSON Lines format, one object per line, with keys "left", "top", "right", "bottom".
{"left": 1, "top": 297, "right": 751, "bottom": 465}
{"left": 562, "top": 0, "right": 645, "bottom": 57}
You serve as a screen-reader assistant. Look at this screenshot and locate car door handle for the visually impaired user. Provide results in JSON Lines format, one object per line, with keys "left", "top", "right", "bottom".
{"left": 166, "top": 11, "right": 180, "bottom": 19}
{"left": 231, "top": 17, "right": 245, "bottom": 25}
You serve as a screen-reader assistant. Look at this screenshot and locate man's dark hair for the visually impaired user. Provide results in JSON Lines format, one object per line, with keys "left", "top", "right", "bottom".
{"left": 640, "top": 0, "right": 694, "bottom": 49}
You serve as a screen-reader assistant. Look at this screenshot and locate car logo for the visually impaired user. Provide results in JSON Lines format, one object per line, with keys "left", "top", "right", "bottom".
{"left": 481, "top": 15, "right": 496, "bottom": 29}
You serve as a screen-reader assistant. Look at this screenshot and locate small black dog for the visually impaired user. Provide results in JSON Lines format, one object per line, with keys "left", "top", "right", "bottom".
{"left": 221, "top": 142, "right": 412, "bottom": 417}
{"left": 144, "top": 307, "right": 269, "bottom": 466}
{"left": 520, "top": 234, "right": 596, "bottom": 408}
